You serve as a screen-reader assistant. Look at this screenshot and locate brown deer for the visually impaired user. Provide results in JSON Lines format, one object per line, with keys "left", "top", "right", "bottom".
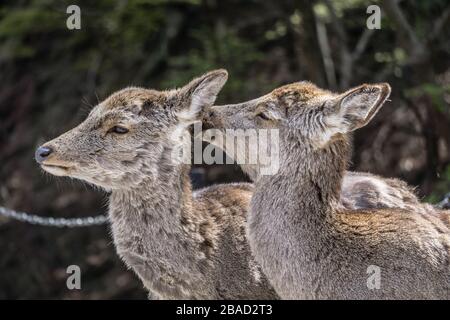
{"left": 204, "top": 81, "right": 450, "bottom": 299}
{"left": 35, "top": 70, "right": 278, "bottom": 300}
{"left": 202, "top": 105, "right": 433, "bottom": 214}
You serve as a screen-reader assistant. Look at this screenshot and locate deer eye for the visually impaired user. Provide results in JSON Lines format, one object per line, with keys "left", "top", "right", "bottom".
{"left": 108, "top": 126, "right": 129, "bottom": 134}
{"left": 256, "top": 112, "right": 271, "bottom": 121}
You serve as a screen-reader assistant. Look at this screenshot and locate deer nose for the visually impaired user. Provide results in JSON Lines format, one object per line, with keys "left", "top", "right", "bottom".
{"left": 35, "top": 146, "right": 53, "bottom": 164}
{"left": 202, "top": 109, "right": 218, "bottom": 130}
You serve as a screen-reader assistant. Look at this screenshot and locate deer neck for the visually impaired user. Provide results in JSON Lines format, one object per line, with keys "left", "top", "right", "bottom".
{"left": 110, "top": 162, "right": 193, "bottom": 229}
{"left": 107, "top": 145, "right": 202, "bottom": 279}
{"left": 253, "top": 131, "right": 349, "bottom": 233}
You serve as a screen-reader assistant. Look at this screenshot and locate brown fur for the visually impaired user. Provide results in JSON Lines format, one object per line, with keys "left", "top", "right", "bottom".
{"left": 203, "top": 88, "right": 429, "bottom": 213}
{"left": 205, "top": 81, "right": 449, "bottom": 299}
{"left": 36, "top": 70, "right": 278, "bottom": 300}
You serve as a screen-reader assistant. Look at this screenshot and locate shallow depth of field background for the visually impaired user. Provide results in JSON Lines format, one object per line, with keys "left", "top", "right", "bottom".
{"left": 0, "top": 0, "right": 449, "bottom": 299}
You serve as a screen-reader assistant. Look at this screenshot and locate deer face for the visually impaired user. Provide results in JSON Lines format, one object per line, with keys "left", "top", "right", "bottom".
{"left": 36, "top": 70, "right": 228, "bottom": 190}
{"left": 205, "top": 81, "right": 391, "bottom": 150}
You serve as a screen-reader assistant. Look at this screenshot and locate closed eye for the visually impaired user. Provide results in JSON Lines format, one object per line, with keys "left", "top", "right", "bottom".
{"left": 108, "top": 126, "right": 129, "bottom": 134}
{"left": 256, "top": 112, "right": 270, "bottom": 121}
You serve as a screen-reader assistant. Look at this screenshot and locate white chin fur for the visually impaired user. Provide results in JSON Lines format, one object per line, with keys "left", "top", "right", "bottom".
{"left": 41, "top": 165, "right": 70, "bottom": 177}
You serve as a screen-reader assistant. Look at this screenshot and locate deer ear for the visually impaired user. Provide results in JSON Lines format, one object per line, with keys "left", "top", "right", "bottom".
{"left": 177, "top": 69, "right": 228, "bottom": 122}
{"left": 329, "top": 83, "right": 391, "bottom": 133}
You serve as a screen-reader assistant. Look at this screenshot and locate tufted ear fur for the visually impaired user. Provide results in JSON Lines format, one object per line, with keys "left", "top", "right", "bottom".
{"left": 177, "top": 69, "right": 228, "bottom": 123}
{"left": 324, "top": 83, "right": 391, "bottom": 136}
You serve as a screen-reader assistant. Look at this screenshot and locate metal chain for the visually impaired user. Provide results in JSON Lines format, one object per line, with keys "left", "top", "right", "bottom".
{"left": 0, "top": 206, "right": 108, "bottom": 228}
{"left": 1, "top": 193, "right": 448, "bottom": 228}
{"left": 437, "top": 193, "right": 450, "bottom": 210}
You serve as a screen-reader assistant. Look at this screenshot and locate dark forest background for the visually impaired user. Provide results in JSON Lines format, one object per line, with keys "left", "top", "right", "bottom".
{"left": 0, "top": 0, "right": 449, "bottom": 299}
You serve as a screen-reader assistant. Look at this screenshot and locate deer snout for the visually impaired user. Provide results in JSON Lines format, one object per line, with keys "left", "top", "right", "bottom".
{"left": 35, "top": 143, "right": 76, "bottom": 176}
{"left": 204, "top": 111, "right": 215, "bottom": 129}
{"left": 202, "top": 107, "right": 223, "bottom": 129}
{"left": 35, "top": 146, "right": 54, "bottom": 164}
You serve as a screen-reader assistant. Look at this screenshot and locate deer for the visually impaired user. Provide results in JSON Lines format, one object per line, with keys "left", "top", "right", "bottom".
{"left": 34, "top": 70, "right": 278, "bottom": 300}
{"left": 203, "top": 81, "right": 450, "bottom": 299}
{"left": 201, "top": 104, "right": 433, "bottom": 214}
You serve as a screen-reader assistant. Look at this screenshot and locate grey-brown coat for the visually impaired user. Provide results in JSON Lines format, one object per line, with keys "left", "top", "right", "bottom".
{"left": 36, "top": 70, "right": 278, "bottom": 299}
{"left": 205, "top": 81, "right": 449, "bottom": 299}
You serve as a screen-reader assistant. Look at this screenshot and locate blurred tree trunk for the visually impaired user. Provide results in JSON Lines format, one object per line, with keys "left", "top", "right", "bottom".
{"left": 292, "top": 0, "right": 326, "bottom": 86}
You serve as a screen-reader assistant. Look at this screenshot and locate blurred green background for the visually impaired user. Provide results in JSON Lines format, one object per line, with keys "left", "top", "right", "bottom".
{"left": 0, "top": 0, "right": 449, "bottom": 299}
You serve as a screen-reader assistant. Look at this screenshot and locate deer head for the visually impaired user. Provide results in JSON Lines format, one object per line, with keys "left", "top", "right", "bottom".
{"left": 203, "top": 81, "right": 391, "bottom": 177}
{"left": 35, "top": 70, "right": 228, "bottom": 190}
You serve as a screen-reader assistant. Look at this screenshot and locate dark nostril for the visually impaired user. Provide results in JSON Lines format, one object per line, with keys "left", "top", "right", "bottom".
{"left": 35, "top": 146, "right": 53, "bottom": 163}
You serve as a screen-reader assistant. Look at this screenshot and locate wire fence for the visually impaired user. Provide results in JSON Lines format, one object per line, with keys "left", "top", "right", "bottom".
{"left": 0, "top": 206, "right": 108, "bottom": 228}
{"left": 0, "top": 192, "right": 448, "bottom": 229}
